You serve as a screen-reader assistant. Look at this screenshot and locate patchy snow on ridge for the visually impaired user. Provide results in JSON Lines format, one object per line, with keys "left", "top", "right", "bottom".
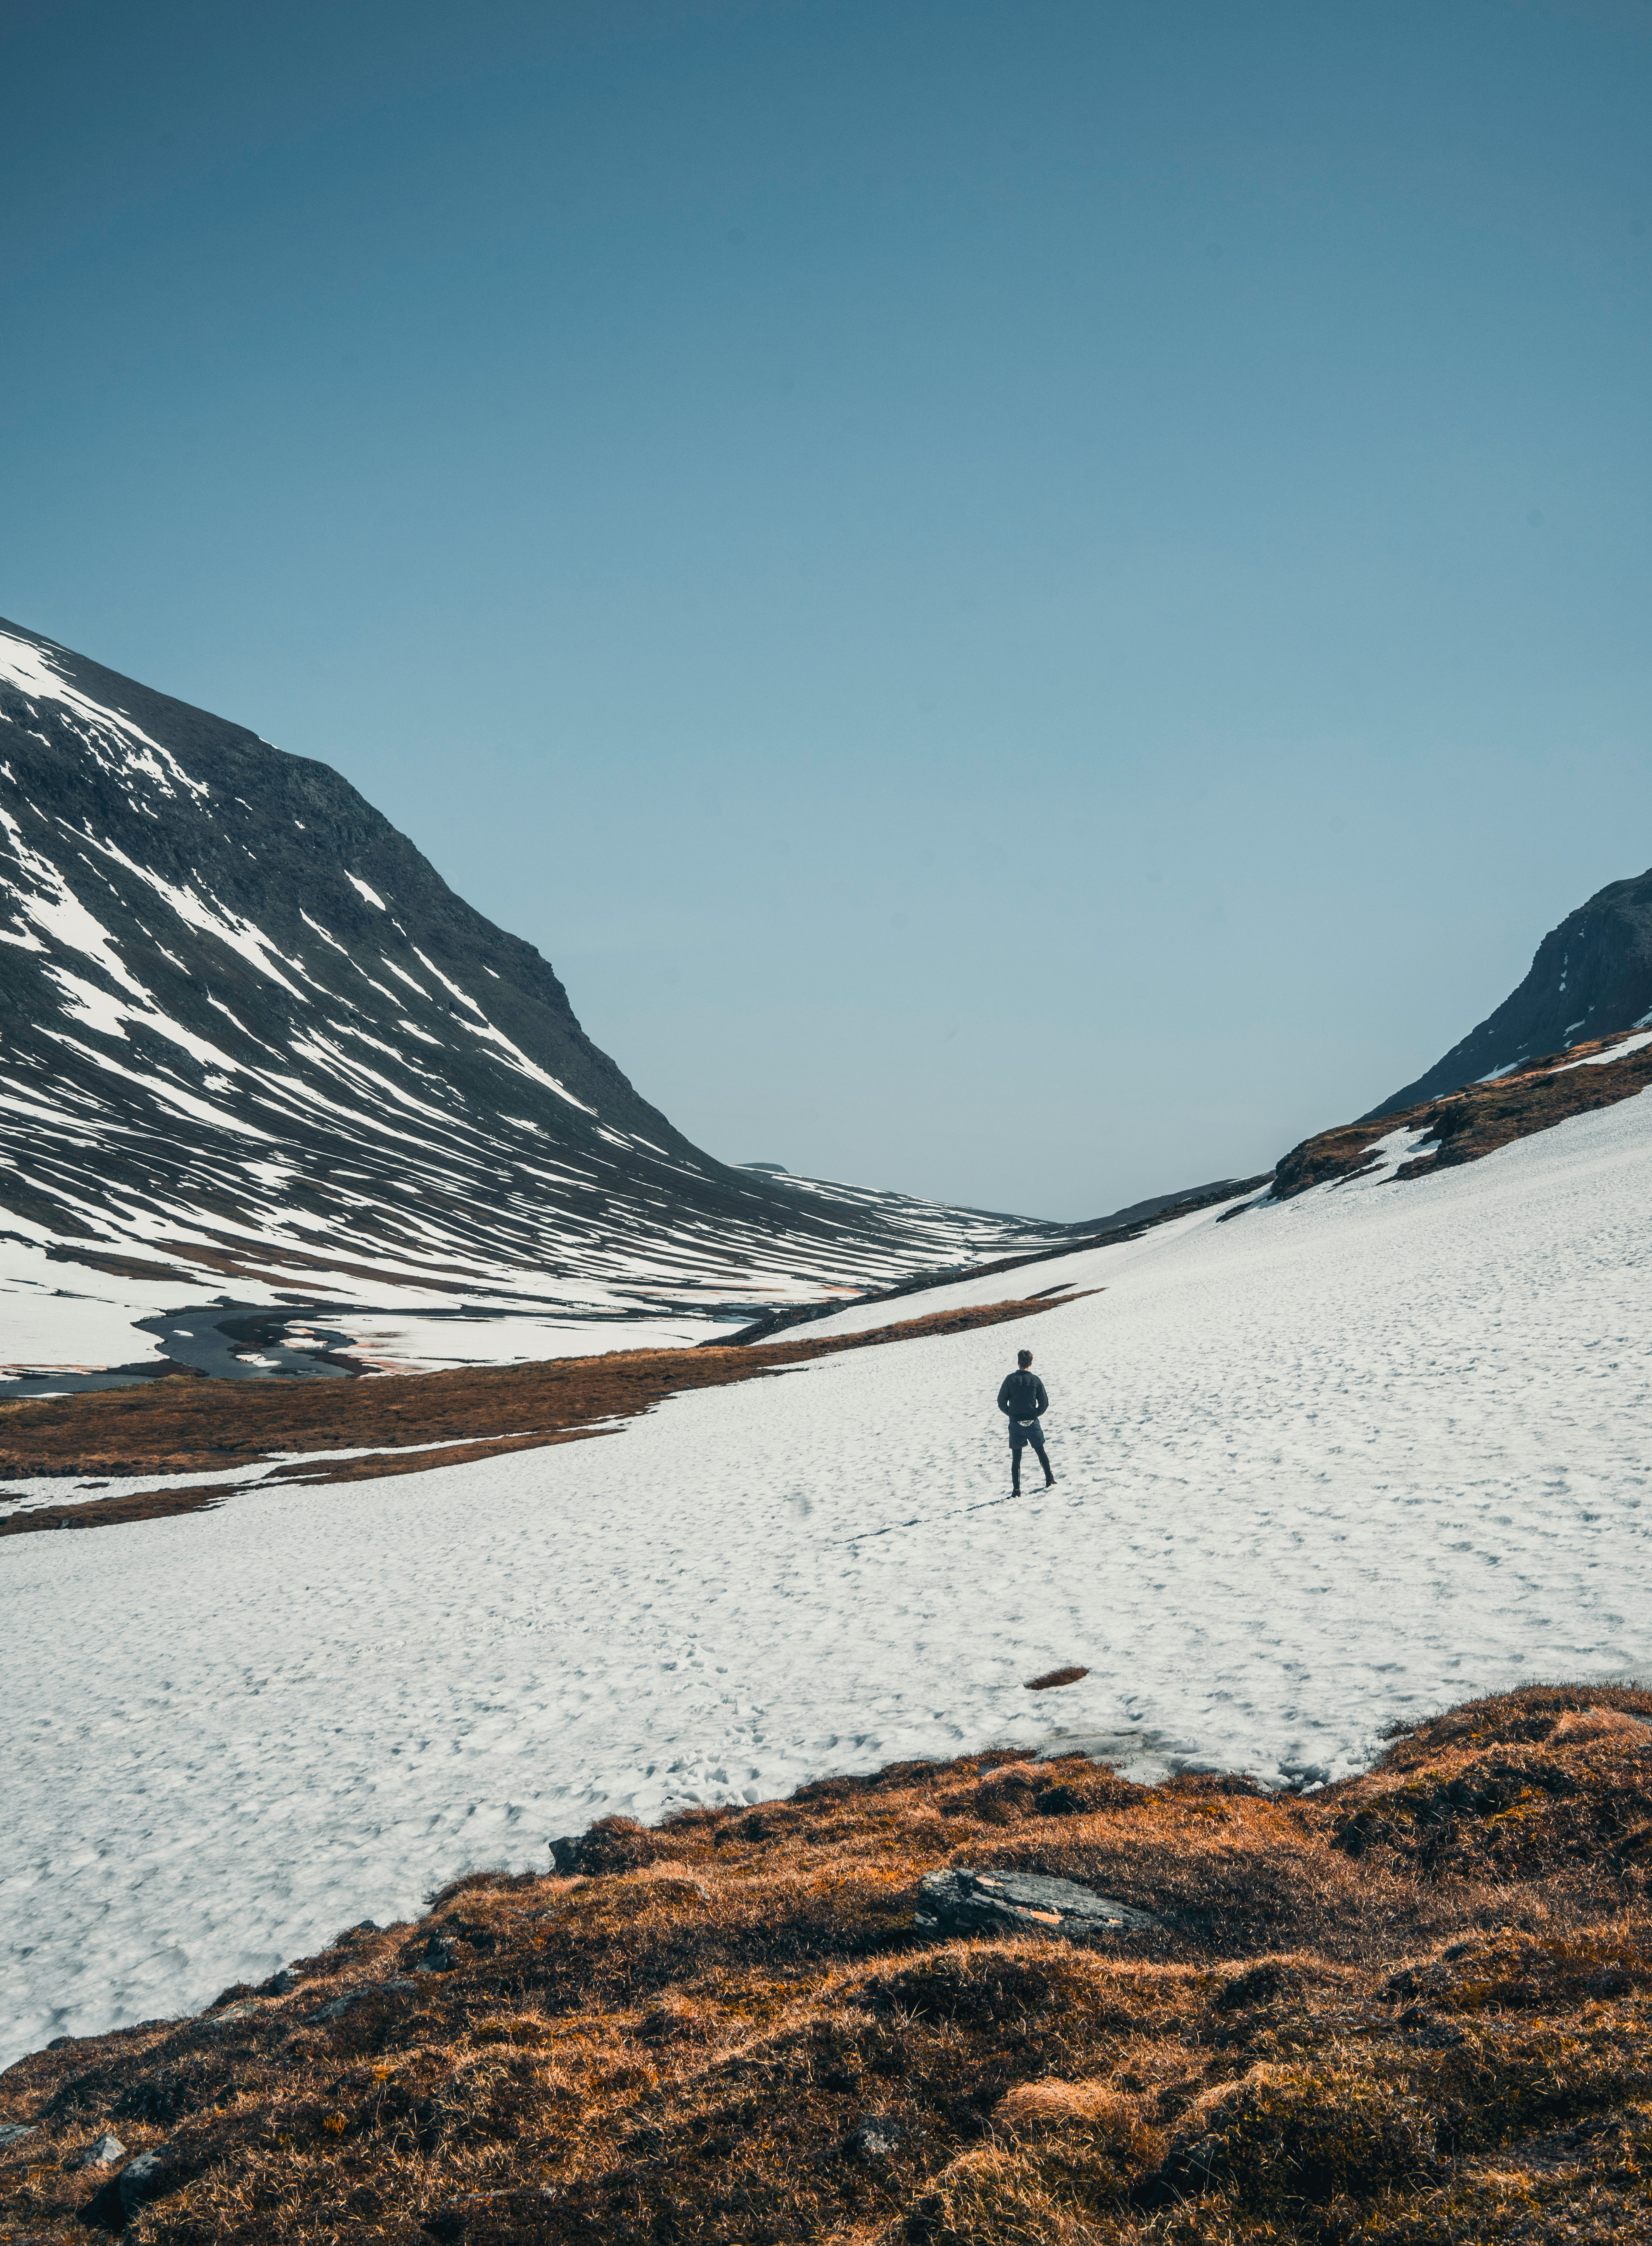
{"left": 1551, "top": 1030, "right": 1652, "bottom": 1072}
{"left": 0, "top": 616, "right": 1062, "bottom": 1377}
{"left": 0, "top": 626, "right": 209, "bottom": 804}
{"left": 5, "top": 1086, "right": 1651, "bottom": 2061}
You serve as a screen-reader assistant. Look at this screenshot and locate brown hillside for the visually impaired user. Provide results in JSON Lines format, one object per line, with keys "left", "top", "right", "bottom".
{"left": 1272, "top": 1030, "right": 1652, "bottom": 1201}
{"left": 7, "top": 1686, "right": 1652, "bottom": 2243}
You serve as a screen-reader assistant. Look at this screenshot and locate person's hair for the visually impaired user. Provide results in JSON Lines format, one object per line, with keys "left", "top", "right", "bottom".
{"left": 1017, "top": 1349, "right": 1032, "bottom": 1367}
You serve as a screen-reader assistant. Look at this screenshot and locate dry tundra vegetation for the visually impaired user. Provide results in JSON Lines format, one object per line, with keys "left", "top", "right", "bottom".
{"left": 0, "top": 1293, "right": 1088, "bottom": 1537}
{"left": 1268, "top": 1031, "right": 1652, "bottom": 1199}
{"left": 7, "top": 1686, "right": 1652, "bottom": 2243}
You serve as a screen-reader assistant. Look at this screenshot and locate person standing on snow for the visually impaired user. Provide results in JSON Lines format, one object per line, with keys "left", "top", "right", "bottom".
{"left": 997, "top": 1347, "right": 1054, "bottom": 1494}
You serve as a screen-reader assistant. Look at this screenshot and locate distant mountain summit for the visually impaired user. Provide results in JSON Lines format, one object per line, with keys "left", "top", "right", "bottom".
{"left": 1367, "top": 865, "right": 1652, "bottom": 1118}
{"left": 0, "top": 619, "right": 1051, "bottom": 1365}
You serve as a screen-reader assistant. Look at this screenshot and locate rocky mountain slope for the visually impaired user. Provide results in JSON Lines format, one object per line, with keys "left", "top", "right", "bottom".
{"left": 0, "top": 620, "right": 1055, "bottom": 1374}
{"left": 1272, "top": 1026, "right": 1652, "bottom": 1201}
{"left": 1368, "top": 864, "right": 1652, "bottom": 1115}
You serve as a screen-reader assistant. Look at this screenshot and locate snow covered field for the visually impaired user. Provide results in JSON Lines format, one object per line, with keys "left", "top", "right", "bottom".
{"left": 5, "top": 1090, "right": 1652, "bottom": 2063}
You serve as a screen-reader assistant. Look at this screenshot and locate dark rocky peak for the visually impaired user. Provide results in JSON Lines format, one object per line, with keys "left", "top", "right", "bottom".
{"left": 1367, "top": 865, "right": 1652, "bottom": 1118}
{"left": 0, "top": 618, "right": 1050, "bottom": 1331}
{"left": 0, "top": 620, "right": 677, "bottom": 1130}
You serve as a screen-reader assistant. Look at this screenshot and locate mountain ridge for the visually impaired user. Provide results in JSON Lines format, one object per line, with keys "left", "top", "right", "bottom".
{"left": 0, "top": 619, "right": 1056, "bottom": 1376}
{"left": 1366, "top": 864, "right": 1652, "bottom": 1117}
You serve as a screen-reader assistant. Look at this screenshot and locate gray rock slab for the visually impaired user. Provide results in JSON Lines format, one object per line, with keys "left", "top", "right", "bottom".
{"left": 916, "top": 1865, "right": 1160, "bottom": 1940}
{"left": 75, "top": 2133, "right": 126, "bottom": 2169}
{"left": 119, "top": 2148, "right": 174, "bottom": 2220}
{"left": 0, "top": 2123, "right": 34, "bottom": 2149}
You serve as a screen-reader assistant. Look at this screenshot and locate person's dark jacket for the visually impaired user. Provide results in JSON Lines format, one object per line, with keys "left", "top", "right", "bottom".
{"left": 997, "top": 1369, "right": 1049, "bottom": 1421}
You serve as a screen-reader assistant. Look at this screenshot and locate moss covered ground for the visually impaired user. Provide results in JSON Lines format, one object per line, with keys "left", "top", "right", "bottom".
{"left": 7, "top": 1686, "right": 1652, "bottom": 2243}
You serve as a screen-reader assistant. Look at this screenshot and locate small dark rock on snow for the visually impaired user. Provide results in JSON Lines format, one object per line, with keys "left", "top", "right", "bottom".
{"left": 915, "top": 1866, "right": 1160, "bottom": 1940}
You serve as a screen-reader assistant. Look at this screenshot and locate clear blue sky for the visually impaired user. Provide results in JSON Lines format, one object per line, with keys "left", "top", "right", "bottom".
{"left": 4, "top": 0, "right": 1649, "bottom": 1219}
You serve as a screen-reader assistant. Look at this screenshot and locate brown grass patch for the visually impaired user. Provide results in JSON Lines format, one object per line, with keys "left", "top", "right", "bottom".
{"left": 8, "top": 1686, "right": 1652, "bottom": 2242}
{"left": 1272, "top": 1029, "right": 1652, "bottom": 1200}
{"left": 0, "top": 1290, "right": 1093, "bottom": 1537}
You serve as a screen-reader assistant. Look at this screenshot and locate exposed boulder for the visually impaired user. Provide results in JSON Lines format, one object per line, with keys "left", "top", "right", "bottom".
{"left": 81, "top": 2144, "right": 185, "bottom": 2230}
{"left": 72, "top": 2133, "right": 126, "bottom": 2169}
{"left": 914, "top": 1866, "right": 1160, "bottom": 1940}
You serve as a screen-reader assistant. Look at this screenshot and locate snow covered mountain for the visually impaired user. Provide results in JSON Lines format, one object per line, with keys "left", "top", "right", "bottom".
{"left": 0, "top": 620, "right": 1056, "bottom": 1376}
{"left": 1368, "top": 863, "right": 1652, "bottom": 1116}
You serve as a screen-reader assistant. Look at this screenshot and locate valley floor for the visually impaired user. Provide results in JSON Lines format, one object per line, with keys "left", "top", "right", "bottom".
{"left": 4, "top": 1090, "right": 1652, "bottom": 2064}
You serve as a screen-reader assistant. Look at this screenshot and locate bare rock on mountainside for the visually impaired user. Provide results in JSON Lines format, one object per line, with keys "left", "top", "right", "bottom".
{"left": 70, "top": 2132, "right": 125, "bottom": 2169}
{"left": 0, "top": 619, "right": 1057, "bottom": 1329}
{"left": 1273, "top": 1026, "right": 1652, "bottom": 1201}
{"left": 1062, "top": 1176, "right": 1259, "bottom": 1234}
{"left": 77, "top": 2143, "right": 182, "bottom": 2230}
{"left": 1259, "top": 870, "right": 1652, "bottom": 1204}
{"left": 915, "top": 1865, "right": 1162, "bottom": 1939}
{"left": 1369, "top": 862, "right": 1652, "bottom": 1115}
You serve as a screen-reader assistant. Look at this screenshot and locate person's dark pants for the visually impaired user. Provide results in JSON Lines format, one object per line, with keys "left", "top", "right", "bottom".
{"left": 1009, "top": 1421, "right": 1051, "bottom": 1490}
